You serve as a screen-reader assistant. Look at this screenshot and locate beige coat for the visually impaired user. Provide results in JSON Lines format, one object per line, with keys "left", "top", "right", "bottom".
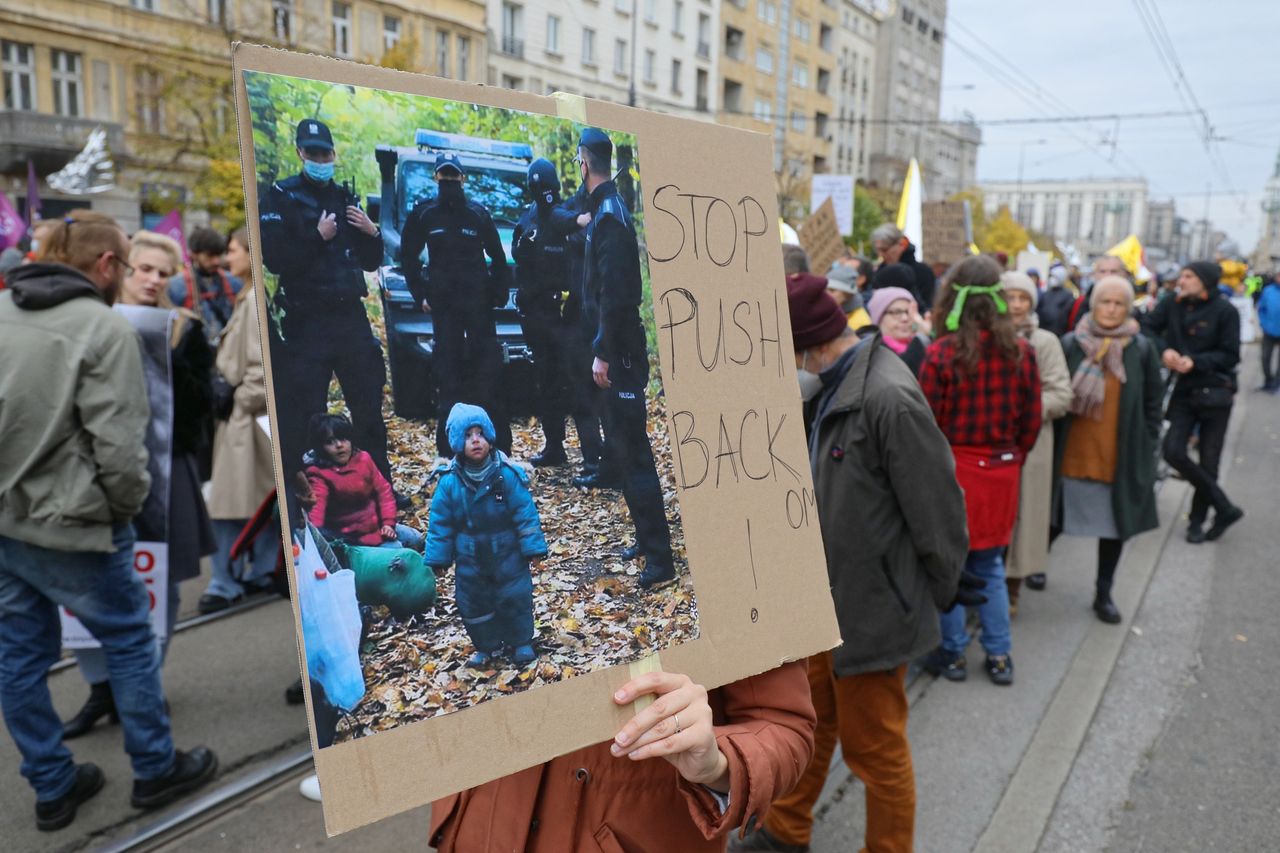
{"left": 207, "top": 288, "right": 275, "bottom": 519}
{"left": 1007, "top": 327, "right": 1072, "bottom": 578}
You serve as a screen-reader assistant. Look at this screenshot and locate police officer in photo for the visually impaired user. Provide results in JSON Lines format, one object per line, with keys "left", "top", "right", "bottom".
{"left": 400, "top": 151, "right": 513, "bottom": 458}
{"left": 512, "top": 158, "right": 605, "bottom": 469}
{"left": 259, "top": 119, "right": 390, "bottom": 484}
{"left": 576, "top": 127, "right": 676, "bottom": 590}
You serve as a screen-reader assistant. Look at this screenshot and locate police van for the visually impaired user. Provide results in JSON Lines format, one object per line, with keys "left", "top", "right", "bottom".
{"left": 369, "top": 129, "right": 533, "bottom": 418}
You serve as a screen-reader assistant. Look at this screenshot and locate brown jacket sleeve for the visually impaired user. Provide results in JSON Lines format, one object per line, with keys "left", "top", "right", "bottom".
{"left": 676, "top": 660, "right": 817, "bottom": 840}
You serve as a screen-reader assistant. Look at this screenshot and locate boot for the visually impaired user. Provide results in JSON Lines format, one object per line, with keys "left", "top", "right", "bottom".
{"left": 131, "top": 747, "right": 218, "bottom": 809}
{"left": 1006, "top": 577, "right": 1021, "bottom": 617}
{"left": 62, "top": 681, "right": 117, "bottom": 740}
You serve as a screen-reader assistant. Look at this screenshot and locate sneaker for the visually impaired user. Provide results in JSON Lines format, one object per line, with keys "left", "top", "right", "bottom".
{"left": 1205, "top": 506, "right": 1244, "bottom": 541}
{"left": 466, "top": 650, "right": 492, "bottom": 668}
{"left": 1025, "top": 573, "right": 1047, "bottom": 591}
{"left": 985, "top": 655, "right": 1014, "bottom": 686}
{"left": 36, "top": 763, "right": 105, "bottom": 832}
{"left": 923, "top": 648, "right": 967, "bottom": 682}
{"left": 1185, "top": 522, "right": 1206, "bottom": 544}
{"left": 638, "top": 561, "right": 677, "bottom": 590}
{"left": 619, "top": 542, "right": 641, "bottom": 561}
{"left": 298, "top": 774, "right": 322, "bottom": 802}
{"left": 131, "top": 747, "right": 218, "bottom": 810}
{"left": 511, "top": 645, "right": 536, "bottom": 666}
{"left": 727, "top": 824, "right": 810, "bottom": 852}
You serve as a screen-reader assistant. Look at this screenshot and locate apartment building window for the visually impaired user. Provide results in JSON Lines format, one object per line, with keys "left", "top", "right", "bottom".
{"left": 582, "top": 28, "right": 597, "bottom": 66}
{"left": 789, "top": 110, "right": 805, "bottom": 132}
{"left": 332, "top": 3, "right": 352, "bottom": 58}
{"left": 917, "top": 18, "right": 929, "bottom": 34}
{"left": 615, "top": 0, "right": 629, "bottom": 12}
{"left": 436, "top": 31, "right": 450, "bottom": 77}
{"left": 502, "top": 3, "right": 524, "bottom": 57}
{"left": 757, "top": 0, "right": 777, "bottom": 26}
{"left": 272, "top": 0, "right": 292, "bottom": 42}
{"left": 932, "top": 27, "right": 943, "bottom": 43}
{"left": 723, "top": 78, "right": 742, "bottom": 113}
{"left": 670, "top": 58, "right": 682, "bottom": 95}
{"left": 673, "top": 1, "right": 684, "bottom": 36}
{"left": 643, "top": 49, "right": 655, "bottom": 84}
{"left": 207, "top": 0, "right": 227, "bottom": 24}
{"left": 725, "top": 27, "right": 744, "bottom": 61}
{"left": 815, "top": 112, "right": 828, "bottom": 138}
{"left": 793, "top": 17, "right": 811, "bottom": 42}
{"left": 753, "top": 96, "right": 772, "bottom": 123}
{"left": 902, "top": 5, "right": 915, "bottom": 25}
{"left": 1043, "top": 202, "right": 1058, "bottom": 237}
{"left": 755, "top": 45, "right": 773, "bottom": 74}
{"left": 1090, "top": 201, "right": 1105, "bottom": 237}
{"left": 697, "top": 13, "right": 710, "bottom": 59}
{"left": 457, "top": 36, "right": 470, "bottom": 79}
{"left": 791, "top": 61, "right": 808, "bottom": 88}
{"left": 382, "top": 16, "right": 401, "bottom": 51}
{"left": 614, "top": 39, "right": 627, "bottom": 76}
{"left": 131, "top": 0, "right": 156, "bottom": 10}
{"left": 2, "top": 41, "right": 35, "bottom": 111}
{"left": 816, "top": 67, "right": 830, "bottom": 95}
{"left": 546, "top": 14, "right": 561, "bottom": 54}
{"left": 645, "top": 0, "right": 657, "bottom": 24}
{"left": 135, "top": 67, "right": 165, "bottom": 134}
{"left": 51, "top": 49, "right": 82, "bottom": 118}
{"left": 819, "top": 23, "right": 833, "bottom": 52}
{"left": 1016, "top": 201, "right": 1033, "bottom": 226}
{"left": 696, "top": 67, "right": 708, "bottom": 111}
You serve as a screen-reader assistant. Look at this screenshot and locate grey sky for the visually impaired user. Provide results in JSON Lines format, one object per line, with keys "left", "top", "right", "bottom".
{"left": 938, "top": 0, "right": 1277, "bottom": 249}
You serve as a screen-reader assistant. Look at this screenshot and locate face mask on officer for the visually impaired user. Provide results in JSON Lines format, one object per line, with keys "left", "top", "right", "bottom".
{"left": 298, "top": 146, "right": 336, "bottom": 183}
{"left": 436, "top": 172, "right": 465, "bottom": 207}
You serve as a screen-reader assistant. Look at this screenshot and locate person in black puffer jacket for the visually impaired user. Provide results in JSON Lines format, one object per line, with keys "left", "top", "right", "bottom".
{"left": 1141, "top": 260, "right": 1245, "bottom": 543}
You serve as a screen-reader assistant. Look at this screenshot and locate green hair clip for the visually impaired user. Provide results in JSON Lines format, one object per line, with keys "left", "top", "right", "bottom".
{"left": 945, "top": 283, "right": 1008, "bottom": 332}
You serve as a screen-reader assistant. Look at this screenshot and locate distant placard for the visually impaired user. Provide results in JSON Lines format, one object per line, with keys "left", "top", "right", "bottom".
{"left": 810, "top": 174, "right": 855, "bottom": 236}
{"left": 799, "top": 197, "right": 845, "bottom": 276}
{"left": 62, "top": 543, "right": 169, "bottom": 648}
{"left": 922, "top": 200, "right": 969, "bottom": 267}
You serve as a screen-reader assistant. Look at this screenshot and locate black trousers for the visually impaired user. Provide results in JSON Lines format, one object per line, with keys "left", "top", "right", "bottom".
{"left": 601, "top": 356, "right": 673, "bottom": 569}
{"left": 1163, "top": 394, "right": 1234, "bottom": 524}
{"left": 521, "top": 301, "right": 603, "bottom": 463}
{"left": 431, "top": 300, "right": 511, "bottom": 458}
{"left": 1262, "top": 334, "right": 1280, "bottom": 386}
{"left": 273, "top": 305, "right": 389, "bottom": 483}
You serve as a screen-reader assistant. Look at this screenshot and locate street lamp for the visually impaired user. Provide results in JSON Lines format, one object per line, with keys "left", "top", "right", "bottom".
{"left": 1015, "top": 138, "right": 1048, "bottom": 216}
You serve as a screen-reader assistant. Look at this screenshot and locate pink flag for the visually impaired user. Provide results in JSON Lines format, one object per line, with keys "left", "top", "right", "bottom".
{"left": 153, "top": 209, "right": 190, "bottom": 263}
{"left": 0, "top": 193, "right": 24, "bottom": 251}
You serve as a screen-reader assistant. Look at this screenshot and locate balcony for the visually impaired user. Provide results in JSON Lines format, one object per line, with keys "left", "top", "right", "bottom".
{"left": 499, "top": 34, "right": 525, "bottom": 58}
{"left": 0, "top": 112, "right": 127, "bottom": 175}
{"left": 696, "top": 96, "right": 709, "bottom": 112}
{"left": 697, "top": 41, "right": 711, "bottom": 59}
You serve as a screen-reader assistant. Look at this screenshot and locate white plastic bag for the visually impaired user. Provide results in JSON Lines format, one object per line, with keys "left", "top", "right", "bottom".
{"left": 296, "top": 525, "right": 366, "bottom": 712}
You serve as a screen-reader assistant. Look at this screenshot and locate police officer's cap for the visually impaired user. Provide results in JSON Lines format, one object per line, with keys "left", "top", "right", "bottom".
{"left": 527, "top": 158, "right": 560, "bottom": 194}
{"left": 295, "top": 119, "right": 334, "bottom": 152}
{"left": 434, "top": 151, "right": 465, "bottom": 177}
{"left": 578, "top": 127, "right": 613, "bottom": 163}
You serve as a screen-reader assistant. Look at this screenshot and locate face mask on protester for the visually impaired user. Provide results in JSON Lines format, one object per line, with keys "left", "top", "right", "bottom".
{"left": 303, "top": 160, "right": 335, "bottom": 183}
{"left": 796, "top": 349, "right": 824, "bottom": 401}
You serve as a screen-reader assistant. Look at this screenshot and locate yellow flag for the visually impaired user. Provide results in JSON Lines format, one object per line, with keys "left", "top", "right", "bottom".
{"left": 1104, "top": 234, "right": 1145, "bottom": 276}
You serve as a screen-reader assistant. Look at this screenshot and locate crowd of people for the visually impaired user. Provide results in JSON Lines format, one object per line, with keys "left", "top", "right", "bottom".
{"left": 0, "top": 151, "right": 1265, "bottom": 849}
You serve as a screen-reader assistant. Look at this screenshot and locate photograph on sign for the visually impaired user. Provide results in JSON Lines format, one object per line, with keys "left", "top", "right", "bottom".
{"left": 243, "top": 68, "right": 699, "bottom": 744}
{"left": 234, "top": 44, "right": 840, "bottom": 836}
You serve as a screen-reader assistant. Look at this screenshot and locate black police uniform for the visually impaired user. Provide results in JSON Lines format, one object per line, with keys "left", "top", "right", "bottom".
{"left": 258, "top": 123, "right": 388, "bottom": 483}
{"left": 511, "top": 177, "right": 605, "bottom": 467}
{"left": 581, "top": 176, "right": 675, "bottom": 578}
{"left": 399, "top": 159, "right": 513, "bottom": 458}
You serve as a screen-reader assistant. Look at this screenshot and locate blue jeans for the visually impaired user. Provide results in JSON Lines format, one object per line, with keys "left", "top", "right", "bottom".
{"left": 74, "top": 576, "right": 180, "bottom": 684}
{"left": 206, "top": 517, "right": 278, "bottom": 600}
{"left": 380, "top": 524, "right": 424, "bottom": 551}
{"left": 0, "top": 525, "right": 175, "bottom": 800}
{"left": 939, "top": 547, "right": 1011, "bottom": 657}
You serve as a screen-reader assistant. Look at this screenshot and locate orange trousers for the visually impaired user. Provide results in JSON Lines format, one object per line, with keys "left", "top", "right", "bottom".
{"left": 762, "top": 653, "right": 914, "bottom": 853}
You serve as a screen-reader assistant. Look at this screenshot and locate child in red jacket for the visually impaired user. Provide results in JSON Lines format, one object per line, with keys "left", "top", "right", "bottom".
{"left": 304, "top": 414, "right": 422, "bottom": 550}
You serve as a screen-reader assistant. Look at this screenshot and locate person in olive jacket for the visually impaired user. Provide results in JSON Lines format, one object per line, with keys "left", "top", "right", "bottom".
{"left": 1141, "top": 260, "right": 1245, "bottom": 543}
{"left": 734, "top": 265, "right": 970, "bottom": 853}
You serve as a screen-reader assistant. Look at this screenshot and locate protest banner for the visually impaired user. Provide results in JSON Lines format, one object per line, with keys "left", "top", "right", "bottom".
{"left": 233, "top": 43, "right": 840, "bottom": 835}
{"left": 921, "top": 200, "right": 970, "bottom": 268}
{"left": 810, "top": 174, "right": 856, "bottom": 236}
{"left": 798, "top": 197, "right": 846, "bottom": 277}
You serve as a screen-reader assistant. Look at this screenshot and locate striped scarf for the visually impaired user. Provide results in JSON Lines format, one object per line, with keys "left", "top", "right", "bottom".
{"left": 1069, "top": 315, "right": 1139, "bottom": 420}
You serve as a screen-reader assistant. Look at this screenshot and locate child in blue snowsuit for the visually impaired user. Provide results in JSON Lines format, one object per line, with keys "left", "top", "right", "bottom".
{"left": 425, "top": 403, "right": 548, "bottom": 668}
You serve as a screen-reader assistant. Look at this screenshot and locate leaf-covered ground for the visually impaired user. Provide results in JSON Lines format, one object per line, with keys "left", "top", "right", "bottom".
{"left": 333, "top": 397, "right": 698, "bottom": 742}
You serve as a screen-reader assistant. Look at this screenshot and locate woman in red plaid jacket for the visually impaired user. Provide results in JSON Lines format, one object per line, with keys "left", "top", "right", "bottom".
{"left": 918, "top": 255, "right": 1042, "bottom": 686}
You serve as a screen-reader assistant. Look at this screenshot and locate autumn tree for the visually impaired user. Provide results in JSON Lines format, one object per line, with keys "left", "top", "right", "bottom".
{"left": 848, "top": 185, "right": 887, "bottom": 253}
{"left": 982, "top": 206, "right": 1030, "bottom": 257}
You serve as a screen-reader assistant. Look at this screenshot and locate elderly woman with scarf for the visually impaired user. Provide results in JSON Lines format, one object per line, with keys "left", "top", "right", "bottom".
{"left": 999, "top": 272, "right": 1072, "bottom": 611}
{"left": 919, "top": 256, "right": 1042, "bottom": 686}
{"left": 1054, "top": 276, "right": 1162, "bottom": 623}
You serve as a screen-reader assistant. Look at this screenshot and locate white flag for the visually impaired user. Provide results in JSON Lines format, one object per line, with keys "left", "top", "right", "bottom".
{"left": 47, "top": 127, "right": 116, "bottom": 195}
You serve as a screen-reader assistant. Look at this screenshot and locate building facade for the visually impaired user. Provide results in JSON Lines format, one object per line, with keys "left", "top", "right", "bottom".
{"left": 931, "top": 116, "right": 978, "bottom": 200}
{"left": 0, "top": 0, "right": 487, "bottom": 233}
{"left": 979, "top": 177, "right": 1150, "bottom": 260}
{"left": 865, "top": 0, "right": 945, "bottom": 195}
{"left": 486, "top": 0, "right": 717, "bottom": 120}
{"left": 717, "top": 0, "right": 837, "bottom": 218}
{"left": 1258, "top": 148, "right": 1280, "bottom": 267}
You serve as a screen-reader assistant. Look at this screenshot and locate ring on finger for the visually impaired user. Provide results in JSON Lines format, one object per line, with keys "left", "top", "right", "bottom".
{"left": 673, "top": 713, "right": 682, "bottom": 734}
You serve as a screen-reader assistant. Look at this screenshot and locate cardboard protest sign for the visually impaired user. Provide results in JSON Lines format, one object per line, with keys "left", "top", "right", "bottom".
{"left": 810, "top": 174, "right": 855, "bottom": 236}
{"left": 233, "top": 43, "right": 839, "bottom": 836}
{"left": 921, "top": 200, "right": 970, "bottom": 268}
{"left": 798, "top": 197, "right": 845, "bottom": 277}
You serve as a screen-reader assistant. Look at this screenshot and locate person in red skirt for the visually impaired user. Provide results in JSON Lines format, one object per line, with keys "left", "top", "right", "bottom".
{"left": 918, "top": 255, "right": 1042, "bottom": 686}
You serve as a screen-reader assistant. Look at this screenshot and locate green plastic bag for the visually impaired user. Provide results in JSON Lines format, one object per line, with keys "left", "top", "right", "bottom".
{"left": 331, "top": 542, "right": 437, "bottom": 619}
